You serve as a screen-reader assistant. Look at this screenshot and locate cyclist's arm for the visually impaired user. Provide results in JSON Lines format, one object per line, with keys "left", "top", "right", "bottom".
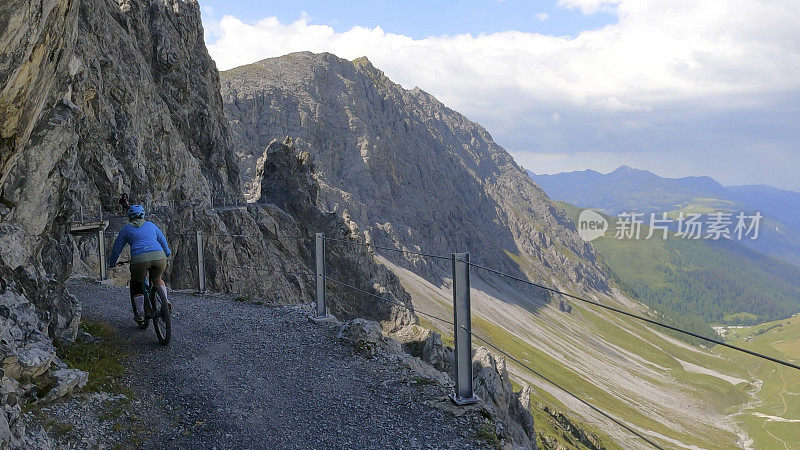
{"left": 108, "top": 228, "right": 127, "bottom": 266}
{"left": 156, "top": 227, "right": 171, "bottom": 257}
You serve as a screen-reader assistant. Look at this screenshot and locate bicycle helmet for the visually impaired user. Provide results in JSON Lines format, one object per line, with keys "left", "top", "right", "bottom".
{"left": 127, "top": 204, "right": 145, "bottom": 220}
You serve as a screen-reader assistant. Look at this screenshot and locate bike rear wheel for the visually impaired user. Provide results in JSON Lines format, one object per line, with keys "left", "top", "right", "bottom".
{"left": 151, "top": 287, "right": 171, "bottom": 345}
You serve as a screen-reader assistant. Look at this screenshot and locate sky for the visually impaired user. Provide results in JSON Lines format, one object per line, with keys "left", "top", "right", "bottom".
{"left": 200, "top": 0, "right": 800, "bottom": 192}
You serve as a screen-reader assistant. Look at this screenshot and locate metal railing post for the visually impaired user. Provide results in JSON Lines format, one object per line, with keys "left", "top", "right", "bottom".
{"left": 197, "top": 230, "right": 206, "bottom": 293}
{"left": 451, "top": 252, "right": 479, "bottom": 405}
{"left": 310, "top": 232, "right": 335, "bottom": 323}
{"left": 98, "top": 229, "right": 106, "bottom": 281}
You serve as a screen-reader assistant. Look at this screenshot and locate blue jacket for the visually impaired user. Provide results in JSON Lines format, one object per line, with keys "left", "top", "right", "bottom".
{"left": 108, "top": 221, "right": 171, "bottom": 265}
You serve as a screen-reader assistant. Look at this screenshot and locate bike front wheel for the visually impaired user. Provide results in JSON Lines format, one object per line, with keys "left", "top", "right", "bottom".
{"left": 151, "top": 288, "right": 171, "bottom": 345}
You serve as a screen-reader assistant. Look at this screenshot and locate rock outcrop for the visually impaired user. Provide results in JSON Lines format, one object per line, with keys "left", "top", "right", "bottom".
{"left": 337, "top": 318, "right": 536, "bottom": 448}
{"left": 473, "top": 347, "right": 537, "bottom": 449}
{"left": 254, "top": 139, "right": 416, "bottom": 330}
{"left": 221, "top": 52, "right": 610, "bottom": 297}
{"left": 0, "top": 1, "right": 420, "bottom": 446}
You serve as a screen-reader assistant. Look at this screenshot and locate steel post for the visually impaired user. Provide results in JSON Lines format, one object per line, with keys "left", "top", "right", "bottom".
{"left": 98, "top": 229, "right": 106, "bottom": 281}
{"left": 450, "top": 252, "right": 479, "bottom": 405}
{"left": 197, "top": 230, "right": 206, "bottom": 293}
{"left": 310, "top": 232, "right": 335, "bottom": 322}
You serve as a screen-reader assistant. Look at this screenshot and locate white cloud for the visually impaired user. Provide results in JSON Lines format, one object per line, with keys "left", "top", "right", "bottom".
{"left": 534, "top": 12, "right": 549, "bottom": 21}
{"left": 557, "top": 0, "right": 620, "bottom": 15}
{"left": 208, "top": 1, "right": 800, "bottom": 112}
{"left": 206, "top": 0, "right": 800, "bottom": 190}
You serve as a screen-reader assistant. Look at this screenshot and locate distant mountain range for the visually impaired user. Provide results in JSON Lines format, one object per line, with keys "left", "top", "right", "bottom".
{"left": 558, "top": 202, "right": 800, "bottom": 331}
{"left": 530, "top": 166, "right": 800, "bottom": 267}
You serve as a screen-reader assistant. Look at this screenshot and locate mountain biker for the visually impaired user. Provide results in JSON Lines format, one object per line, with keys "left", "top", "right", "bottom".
{"left": 108, "top": 204, "right": 171, "bottom": 325}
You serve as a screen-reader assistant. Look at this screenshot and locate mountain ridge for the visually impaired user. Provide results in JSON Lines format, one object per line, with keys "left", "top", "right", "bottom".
{"left": 530, "top": 165, "right": 800, "bottom": 266}
{"left": 219, "top": 52, "right": 770, "bottom": 447}
{"left": 221, "top": 51, "right": 610, "bottom": 297}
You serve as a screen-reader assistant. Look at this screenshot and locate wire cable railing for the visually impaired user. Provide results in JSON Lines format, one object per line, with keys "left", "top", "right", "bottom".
{"left": 319, "top": 235, "right": 800, "bottom": 447}
{"left": 323, "top": 236, "right": 451, "bottom": 261}
{"left": 322, "top": 246, "right": 663, "bottom": 448}
{"left": 463, "top": 259, "right": 800, "bottom": 372}
{"left": 323, "top": 275, "right": 454, "bottom": 326}
{"left": 204, "top": 233, "right": 309, "bottom": 241}
{"left": 463, "top": 325, "right": 664, "bottom": 449}
{"left": 80, "top": 219, "right": 798, "bottom": 448}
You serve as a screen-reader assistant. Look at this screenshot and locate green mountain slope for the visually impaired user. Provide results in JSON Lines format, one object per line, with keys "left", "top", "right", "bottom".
{"left": 717, "top": 315, "right": 800, "bottom": 448}
{"left": 559, "top": 203, "right": 800, "bottom": 335}
{"left": 530, "top": 167, "right": 800, "bottom": 267}
{"left": 384, "top": 256, "right": 756, "bottom": 449}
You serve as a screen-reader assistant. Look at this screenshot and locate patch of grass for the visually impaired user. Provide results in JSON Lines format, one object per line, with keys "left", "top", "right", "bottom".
{"left": 56, "top": 320, "right": 131, "bottom": 395}
{"left": 410, "top": 376, "right": 437, "bottom": 386}
{"left": 470, "top": 312, "right": 742, "bottom": 449}
{"left": 719, "top": 314, "right": 800, "bottom": 448}
{"left": 234, "top": 295, "right": 251, "bottom": 303}
{"left": 98, "top": 397, "right": 132, "bottom": 422}
{"left": 475, "top": 420, "right": 501, "bottom": 448}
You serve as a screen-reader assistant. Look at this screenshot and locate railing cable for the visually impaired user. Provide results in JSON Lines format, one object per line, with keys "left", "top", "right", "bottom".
{"left": 464, "top": 260, "right": 800, "bottom": 371}
{"left": 462, "top": 326, "right": 664, "bottom": 450}
{"left": 323, "top": 237, "right": 451, "bottom": 261}
{"left": 324, "top": 275, "right": 454, "bottom": 326}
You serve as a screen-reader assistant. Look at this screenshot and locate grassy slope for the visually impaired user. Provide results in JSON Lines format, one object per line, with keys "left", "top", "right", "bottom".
{"left": 558, "top": 202, "right": 800, "bottom": 329}
{"left": 717, "top": 315, "right": 800, "bottom": 449}
{"left": 380, "top": 197, "right": 800, "bottom": 448}
{"left": 383, "top": 257, "right": 758, "bottom": 449}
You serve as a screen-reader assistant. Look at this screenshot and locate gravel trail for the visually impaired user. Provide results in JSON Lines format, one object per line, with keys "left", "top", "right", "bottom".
{"left": 65, "top": 278, "right": 487, "bottom": 449}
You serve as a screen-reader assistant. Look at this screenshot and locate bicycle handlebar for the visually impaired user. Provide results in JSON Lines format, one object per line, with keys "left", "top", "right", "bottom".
{"left": 112, "top": 257, "right": 173, "bottom": 267}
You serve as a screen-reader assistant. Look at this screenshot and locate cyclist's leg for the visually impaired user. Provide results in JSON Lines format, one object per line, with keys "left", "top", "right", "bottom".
{"left": 148, "top": 258, "right": 169, "bottom": 308}
{"left": 148, "top": 257, "right": 167, "bottom": 286}
{"left": 130, "top": 261, "right": 149, "bottom": 320}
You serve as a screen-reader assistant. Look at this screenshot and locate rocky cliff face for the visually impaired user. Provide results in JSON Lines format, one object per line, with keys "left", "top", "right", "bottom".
{"left": 220, "top": 52, "right": 609, "bottom": 296}
{"left": 0, "top": 2, "right": 417, "bottom": 446}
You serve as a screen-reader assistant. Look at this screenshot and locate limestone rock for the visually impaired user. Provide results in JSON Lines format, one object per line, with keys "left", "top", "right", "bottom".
{"left": 256, "top": 141, "right": 417, "bottom": 331}
{"left": 339, "top": 319, "right": 452, "bottom": 386}
{"left": 40, "top": 368, "right": 88, "bottom": 404}
{"left": 422, "top": 330, "right": 454, "bottom": 375}
{"left": 337, "top": 318, "right": 391, "bottom": 357}
{"left": 392, "top": 326, "right": 454, "bottom": 374}
{"left": 0, "top": 290, "right": 56, "bottom": 381}
{"left": 0, "top": 1, "right": 420, "bottom": 444}
{"left": 221, "top": 52, "right": 610, "bottom": 297}
{"left": 539, "top": 404, "right": 604, "bottom": 450}
{"left": 473, "top": 347, "right": 537, "bottom": 449}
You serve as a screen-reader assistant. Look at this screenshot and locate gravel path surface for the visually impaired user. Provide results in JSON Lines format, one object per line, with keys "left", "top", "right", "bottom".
{"left": 64, "top": 278, "right": 488, "bottom": 449}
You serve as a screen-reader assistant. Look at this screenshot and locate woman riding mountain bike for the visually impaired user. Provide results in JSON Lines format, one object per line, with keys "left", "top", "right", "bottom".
{"left": 108, "top": 204, "right": 172, "bottom": 326}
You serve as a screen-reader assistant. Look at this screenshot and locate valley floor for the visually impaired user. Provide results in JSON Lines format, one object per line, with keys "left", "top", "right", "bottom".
{"left": 40, "top": 279, "right": 488, "bottom": 449}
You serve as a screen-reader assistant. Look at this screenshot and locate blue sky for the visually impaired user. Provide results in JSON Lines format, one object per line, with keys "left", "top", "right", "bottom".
{"left": 201, "top": 0, "right": 800, "bottom": 192}
{"left": 201, "top": 0, "right": 617, "bottom": 41}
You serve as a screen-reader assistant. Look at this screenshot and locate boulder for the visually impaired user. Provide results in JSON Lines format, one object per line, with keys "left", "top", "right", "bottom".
{"left": 337, "top": 318, "right": 396, "bottom": 357}
{"left": 0, "top": 291, "right": 56, "bottom": 381}
{"left": 40, "top": 368, "right": 87, "bottom": 404}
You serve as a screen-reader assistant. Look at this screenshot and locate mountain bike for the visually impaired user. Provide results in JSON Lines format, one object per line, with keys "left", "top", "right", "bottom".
{"left": 117, "top": 260, "right": 171, "bottom": 345}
